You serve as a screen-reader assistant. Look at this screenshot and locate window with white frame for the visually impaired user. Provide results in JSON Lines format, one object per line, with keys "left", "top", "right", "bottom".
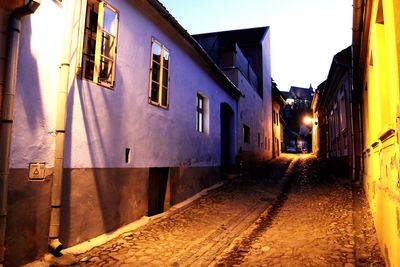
{"left": 196, "top": 93, "right": 209, "bottom": 133}
{"left": 149, "top": 39, "right": 170, "bottom": 108}
{"left": 81, "top": 0, "right": 119, "bottom": 88}
{"left": 196, "top": 94, "right": 204, "bottom": 132}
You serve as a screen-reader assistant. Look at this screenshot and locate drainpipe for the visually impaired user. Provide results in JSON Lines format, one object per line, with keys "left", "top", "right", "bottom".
{"left": 349, "top": 75, "right": 357, "bottom": 181}
{"left": 352, "top": 0, "right": 364, "bottom": 182}
{"left": 47, "top": 0, "right": 75, "bottom": 263}
{"left": 0, "top": 1, "right": 41, "bottom": 263}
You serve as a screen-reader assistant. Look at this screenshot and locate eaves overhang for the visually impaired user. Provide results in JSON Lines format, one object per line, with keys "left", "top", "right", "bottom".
{"left": 147, "top": 0, "right": 244, "bottom": 100}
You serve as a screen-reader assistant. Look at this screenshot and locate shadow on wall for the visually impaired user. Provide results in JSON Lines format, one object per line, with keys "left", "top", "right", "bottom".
{"left": 60, "top": 66, "right": 145, "bottom": 246}
{"left": 6, "top": 18, "right": 52, "bottom": 267}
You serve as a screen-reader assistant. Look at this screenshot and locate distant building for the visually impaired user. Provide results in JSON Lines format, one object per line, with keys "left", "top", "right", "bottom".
{"left": 311, "top": 81, "right": 325, "bottom": 157}
{"left": 194, "top": 27, "right": 273, "bottom": 164}
{"left": 312, "top": 46, "right": 352, "bottom": 175}
{"left": 272, "top": 83, "right": 286, "bottom": 157}
{"left": 281, "top": 85, "right": 314, "bottom": 151}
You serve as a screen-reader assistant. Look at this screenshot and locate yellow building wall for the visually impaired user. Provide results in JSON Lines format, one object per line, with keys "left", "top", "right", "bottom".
{"left": 272, "top": 101, "right": 282, "bottom": 157}
{"left": 312, "top": 110, "right": 319, "bottom": 155}
{"left": 361, "top": 0, "right": 400, "bottom": 266}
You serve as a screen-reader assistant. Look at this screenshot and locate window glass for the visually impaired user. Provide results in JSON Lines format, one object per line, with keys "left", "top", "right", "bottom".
{"left": 151, "top": 81, "right": 159, "bottom": 103}
{"left": 149, "top": 39, "right": 170, "bottom": 108}
{"left": 81, "top": 1, "right": 118, "bottom": 88}
{"left": 196, "top": 94, "right": 204, "bottom": 132}
{"left": 103, "top": 6, "right": 118, "bottom": 35}
{"left": 152, "top": 42, "right": 162, "bottom": 63}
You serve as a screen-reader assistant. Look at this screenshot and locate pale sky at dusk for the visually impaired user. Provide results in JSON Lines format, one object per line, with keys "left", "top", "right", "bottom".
{"left": 158, "top": 0, "right": 353, "bottom": 91}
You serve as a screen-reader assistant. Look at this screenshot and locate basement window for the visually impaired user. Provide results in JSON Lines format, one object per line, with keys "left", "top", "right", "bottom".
{"left": 81, "top": 0, "right": 119, "bottom": 88}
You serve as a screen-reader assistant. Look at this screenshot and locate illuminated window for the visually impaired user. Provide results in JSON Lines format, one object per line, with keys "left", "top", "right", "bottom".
{"left": 196, "top": 94, "right": 204, "bottom": 132}
{"left": 243, "top": 125, "right": 250, "bottom": 144}
{"left": 81, "top": 0, "right": 119, "bottom": 88}
{"left": 149, "top": 39, "right": 170, "bottom": 108}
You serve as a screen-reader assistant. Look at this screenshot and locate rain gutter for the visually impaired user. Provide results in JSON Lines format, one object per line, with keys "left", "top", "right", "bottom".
{"left": 0, "top": 0, "right": 41, "bottom": 263}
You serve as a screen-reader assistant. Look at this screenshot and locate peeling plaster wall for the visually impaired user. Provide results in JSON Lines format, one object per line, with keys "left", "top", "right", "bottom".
{"left": 358, "top": 0, "right": 400, "bottom": 266}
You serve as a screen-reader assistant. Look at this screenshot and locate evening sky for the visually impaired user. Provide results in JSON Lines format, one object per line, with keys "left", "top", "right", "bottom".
{"left": 158, "top": 0, "right": 353, "bottom": 91}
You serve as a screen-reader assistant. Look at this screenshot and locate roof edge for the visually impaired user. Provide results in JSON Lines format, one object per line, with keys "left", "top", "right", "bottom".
{"left": 147, "top": 0, "right": 243, "bottom": 99}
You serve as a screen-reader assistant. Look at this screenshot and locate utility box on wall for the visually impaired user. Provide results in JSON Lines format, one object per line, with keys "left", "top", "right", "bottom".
{"left": 28, "top": 162, "right": 46, "bottom": 180}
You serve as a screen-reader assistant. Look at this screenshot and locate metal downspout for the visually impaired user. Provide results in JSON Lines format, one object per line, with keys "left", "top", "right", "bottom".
{"left": 0, "top": 1, "right": 41, "bottom": 263}
{"left": 352, "top": 0, "right": 364, "bottom": 182}
{"left": 349, "top": 73, "right": 357, "bottom": 181}
{"left": 47, "top": 1, "right": 76, "bottom": 264}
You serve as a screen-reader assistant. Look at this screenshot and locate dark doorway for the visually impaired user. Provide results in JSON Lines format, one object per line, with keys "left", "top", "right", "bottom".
{"left": 148, "top": 167, "right": 169, "bottom": 216}
{"left": 220, "top": 103, "right": 234, "bottom": 168}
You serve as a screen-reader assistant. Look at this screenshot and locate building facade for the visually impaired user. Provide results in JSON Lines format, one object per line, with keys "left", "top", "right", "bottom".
{"left": 193, "top": 28, "right": 273, "bottom": 164}
{"left": 353, "top": 0, "right": 400, "bottom": 265}
{"left": 281, "top": 85, "right": 314, "bottom": 152}
{"left": 272, "top": 85, "right": 286, "bottom": 157}
{"left": 313, "top": 47, "right": 353, "bottom": 176}
{"left": 0, "top": 0, "right": 268, "bottom": 265}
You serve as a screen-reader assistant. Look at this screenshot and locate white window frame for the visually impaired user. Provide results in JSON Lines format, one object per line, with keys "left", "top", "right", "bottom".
{"left": 196, "top": 94, "right": 204, "bottom": 132}
{"left": 149, "top": 38, "right": 170, "bottom": 109}
{"left": 196, "top": 93, "right": 209, "bottom": 133}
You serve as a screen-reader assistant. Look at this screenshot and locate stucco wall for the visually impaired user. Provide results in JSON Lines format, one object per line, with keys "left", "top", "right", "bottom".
{"left": 236, "top": 70, "right": 266, "bottom": 156}
{"left": 5, "top": 1, "right": 240, "bottom": 265}
{"left": 66, "top": 0, "right": 237, "bottom": 169}
{"left": 0, "top": 7, "right": 8, "bottom": 112}
{"left": 272, "top": 101, "right": 282, "bottom": 157}
{"left": 358, "top": 0, "right": 400, "bottom": 266}
{"left": 261, "top": 30, "right": 273, "bottom": 159}
{"left": 10, "top": 0, "right": 238, "bottom": 170}
{"left": 10, "top": 0, "right": 62, "bottom": 168}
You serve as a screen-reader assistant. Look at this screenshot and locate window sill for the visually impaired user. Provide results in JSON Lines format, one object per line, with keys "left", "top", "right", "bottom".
{"left": 148, "top": 100, "right": 169, "bottom": 110}
{"left": 78, "top": 76, "right": 115, "bottom": 90}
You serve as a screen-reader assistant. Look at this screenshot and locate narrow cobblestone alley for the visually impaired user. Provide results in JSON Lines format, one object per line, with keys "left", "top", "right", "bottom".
{"left": 52, "top": 155, "right": 384, "bottom": 267}
{"left": 215, "top": 156, "right": 385, "bottom": 266}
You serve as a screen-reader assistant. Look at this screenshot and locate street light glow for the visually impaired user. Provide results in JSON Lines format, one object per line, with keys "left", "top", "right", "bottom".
{"left": 303, "top": 116, "right": 312, "bottom": 125}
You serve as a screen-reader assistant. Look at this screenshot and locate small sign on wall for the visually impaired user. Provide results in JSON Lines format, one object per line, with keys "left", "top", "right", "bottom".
{"left": 28, "top": 162, "right": 46, "bottom": 180}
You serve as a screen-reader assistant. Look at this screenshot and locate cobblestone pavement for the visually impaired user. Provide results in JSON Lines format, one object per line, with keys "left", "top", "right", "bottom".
{"left": 215, "top": 155, "right": 385, "bottom": 267}
{"left": 59, "top": 154, "right": 384, "bottom": 267}
{"left": 75, "top": 156, "right": 295, "bottom": 266}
